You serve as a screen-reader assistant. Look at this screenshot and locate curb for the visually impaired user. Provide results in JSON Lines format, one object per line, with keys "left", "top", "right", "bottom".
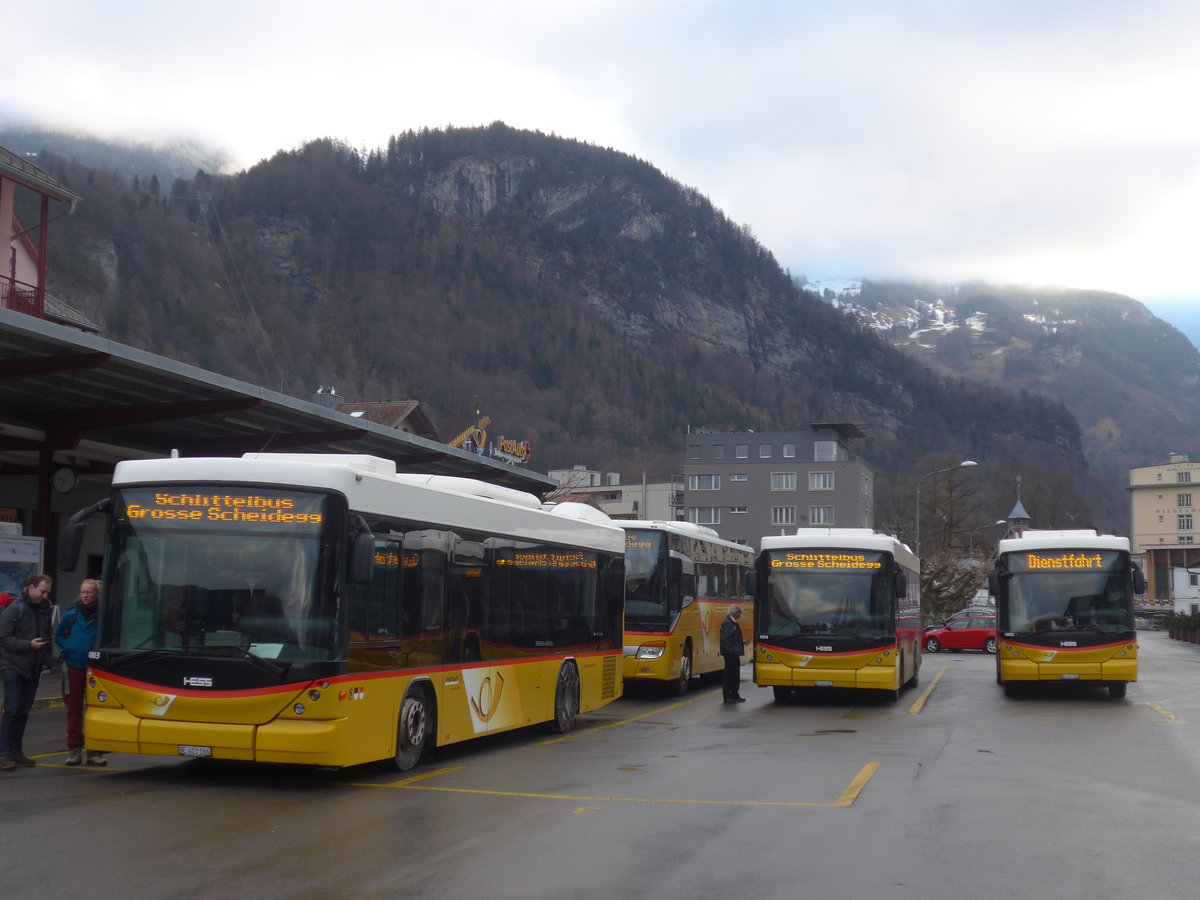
{"left": 34, "top": 697, "right": 65, "bottom": 711}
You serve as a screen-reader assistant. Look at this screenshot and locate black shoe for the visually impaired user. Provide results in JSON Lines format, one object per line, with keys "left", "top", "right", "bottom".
{"left": 723, "top": 697, "right": 737, "bottom": 704}
{"left": 11, "top": 754, "right": 36, "bottom": 767}
{"left": 0, "top": 756, "right": 16, "bottom": 771}
{"left": 734, "top": 696, "right": 746, "bottom": 702}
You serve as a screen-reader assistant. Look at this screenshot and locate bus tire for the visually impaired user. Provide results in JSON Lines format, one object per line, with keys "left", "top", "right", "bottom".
{"left": 548, "top": 661, "right": 580, "bottom": 733}
{"left": 1003, "top": 682, "right": 1019, "bottom": 698}
{"left": 394, "top": 684, "right": 432, "bottom": 772}
{"left": 670, "top": 644, "right": 693, "bottom": 696}
{"left": 1108, "top": 682, "right": 1128, "bottom": 699}
{"left": 772, "top": 686, "right": 794, "bottom": 703}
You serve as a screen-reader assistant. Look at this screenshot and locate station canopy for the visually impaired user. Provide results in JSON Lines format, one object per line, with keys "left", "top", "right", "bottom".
{"left": 0, "top": 308, "right": 553, "bottom": 494}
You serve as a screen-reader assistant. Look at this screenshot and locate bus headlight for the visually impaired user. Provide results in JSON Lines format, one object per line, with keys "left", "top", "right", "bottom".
{"left": 293, "top": 703, "right": 306, "bottom": 716}
{"left": 309, "top": 690, "right": 322, "bottom": 701}
{"left": 97, "top": 691, "right": 108, "bottom": 704}
{"left": 637, "top": 644, "right": 666, "bottom": 659}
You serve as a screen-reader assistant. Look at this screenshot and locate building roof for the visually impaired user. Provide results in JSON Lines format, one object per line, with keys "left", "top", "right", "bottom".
{"left": 333, "top": 400, "right": 438, "bottom": 440}
{"left": 0, "top": 146, "right": 82, "bottom": 205}
{"left": 0, "top": 307, "right": 553, "bottom": 493}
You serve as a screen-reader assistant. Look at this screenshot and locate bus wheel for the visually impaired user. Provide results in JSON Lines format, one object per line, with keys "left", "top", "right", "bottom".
{"left": 1108, "top": 682, "right": 1128, "bottom": 699}
{"left": 985, "top": 637, "right": 998, "bottom": 654}
{"left": 671, "top": 645, "right": 693, "bottom": 697}
{"left": 772, "top": 686, "right": 794, "bottom": 704}
{"left": 394, "top": 685, "right": 431, "bottom": 771}
{"left": 548, "top": 662, "right": 580, "bottom": 733}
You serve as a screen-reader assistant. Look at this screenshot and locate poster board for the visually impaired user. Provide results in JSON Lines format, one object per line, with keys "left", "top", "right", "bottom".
{"left": 0, "top": 535, "right": 44, "bottom": 598}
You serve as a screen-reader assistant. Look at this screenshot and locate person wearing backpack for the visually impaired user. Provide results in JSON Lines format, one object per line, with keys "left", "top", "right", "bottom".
{"left": 0, "top": 573, "right": 55, "bottom": 771}
{"left": 56, "top": 579, "right": 103, "bottom": 766}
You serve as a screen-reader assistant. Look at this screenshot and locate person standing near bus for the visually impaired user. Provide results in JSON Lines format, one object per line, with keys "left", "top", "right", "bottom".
{"left": 720, "top": 605, "right": 746, "bottom": 703}
{"left": 56, "top": 579, "right": 104, "bottom": 766}
{"left": 0, "top": 574, "right": 55, "bottom": 771}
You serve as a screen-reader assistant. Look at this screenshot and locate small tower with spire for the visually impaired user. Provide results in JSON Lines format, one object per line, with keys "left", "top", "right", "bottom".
{"left": 1006, "top": 475, "right": 1031, "bottom": 537}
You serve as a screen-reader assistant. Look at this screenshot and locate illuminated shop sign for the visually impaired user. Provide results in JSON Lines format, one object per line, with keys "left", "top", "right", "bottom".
{"left": 123, "top": 490, "right": 325, "bottom": 527}
{"left": 770, "top": 551, "right": 884, "bottom": 571}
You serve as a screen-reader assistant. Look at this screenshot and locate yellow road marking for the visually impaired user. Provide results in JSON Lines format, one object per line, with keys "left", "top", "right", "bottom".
{"left": 353, "top": 760, "right": 880, "bottom": 808}
{"left": 906, "top": 666, "right": 948, "bottom": 715}
{"left": 1145, "top": 702, "right": 1180, "bottom": 721}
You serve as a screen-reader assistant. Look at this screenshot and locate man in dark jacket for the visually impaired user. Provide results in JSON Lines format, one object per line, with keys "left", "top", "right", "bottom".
{"left": 720, "top": 605, "right": 746, "bottom": 703}
{"left": 0, "top": 574, "right": 55, "bottom": 770}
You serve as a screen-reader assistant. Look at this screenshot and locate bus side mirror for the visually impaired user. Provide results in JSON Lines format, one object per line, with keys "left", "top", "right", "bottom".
{"left": 666, "top": 557, "right": 683, "bottom": 581}
{"left": 894, "top": 569, "right": 907, "bottom": 598}
{"left": 744, "top": 571, "right": 758, "bottom": 596}
{"left": 988, "top": 571, "right": 1000, "bottom": 595}
{"left": 1132, "top": 566, "right": 1146, "bottom": 596}
{"left": 59, "top": 499, "right": 111, "bottom": 573}
{"left": 351, "top": 521, "right": 375, "bottom": 585}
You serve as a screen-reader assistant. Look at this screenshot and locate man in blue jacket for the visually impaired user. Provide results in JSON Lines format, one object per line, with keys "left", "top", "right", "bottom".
{"left": 56, "top": 579, "right": 103, "bottom": 766}
{"left": 720, "top": 605, "right": 746, "bottom": 703}
{"left": 0, "top": 574, "right": 55, "bottom": 770}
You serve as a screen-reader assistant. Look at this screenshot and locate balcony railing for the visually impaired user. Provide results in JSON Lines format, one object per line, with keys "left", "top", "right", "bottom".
{"left": 1, "top": 276, "right": 44, "bottom": 317}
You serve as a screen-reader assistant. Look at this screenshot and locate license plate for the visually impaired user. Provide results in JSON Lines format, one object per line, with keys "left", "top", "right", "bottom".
{"left": 1061, "top": 673, "right": 1080, "bottom": 680}
{"left": 178, "top": 744, "right": 213, "bottom": 758}
{"left": 814, "top": 680, "right": 834, "bottom": 687}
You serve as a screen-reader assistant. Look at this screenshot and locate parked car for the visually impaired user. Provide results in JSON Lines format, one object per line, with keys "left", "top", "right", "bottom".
{"left": 923, "top": 606, "right": 994, "bottom": 634}
{"left": 923, "top": 615, "right": 998, "bottom": 654}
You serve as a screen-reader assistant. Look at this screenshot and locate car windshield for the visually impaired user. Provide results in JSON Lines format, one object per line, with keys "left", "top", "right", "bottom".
{"left": 763, "top": 550, "right": 894, "bottom": 638}
{"left": 1001, "top": 549, "right": 1133, "bottom": 635}
{"left": 100, "top": 486, "right": 340, "bottom": 661}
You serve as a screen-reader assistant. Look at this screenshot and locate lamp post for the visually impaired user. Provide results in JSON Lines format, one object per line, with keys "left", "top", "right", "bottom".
{"left": 915, "top": 460, "right": 977, "bottom": 556}
{"left": 967, "top": 519, "right": 1009, "bottom": 556}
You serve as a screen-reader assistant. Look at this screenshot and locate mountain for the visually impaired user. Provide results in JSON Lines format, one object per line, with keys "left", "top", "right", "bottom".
{"left": 819, "top": 278, "right": 1200, "bottom": 523}
{"left": 0, "top": 125, "right": 230, "bottom": 191}
{"left": 28, "top": 124, "right": 1104, "bottom": 528}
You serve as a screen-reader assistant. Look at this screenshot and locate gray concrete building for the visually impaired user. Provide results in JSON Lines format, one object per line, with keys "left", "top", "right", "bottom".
{"left": 682, "top": 424, "right": 874, "bottom": 550}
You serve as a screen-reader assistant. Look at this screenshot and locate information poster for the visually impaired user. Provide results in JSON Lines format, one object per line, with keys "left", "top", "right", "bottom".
{"left": 0, "top": 536, "right": 44, "bottom": 598}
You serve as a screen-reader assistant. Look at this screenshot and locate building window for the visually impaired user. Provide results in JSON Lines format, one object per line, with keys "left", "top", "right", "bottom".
{"left": 712, "top": 445, "right": 725, "bottom": 459}
{"left": 729, "top": 473, "right": 748, "bottom": 482}
{"left": 689, "top": 474, "right": 720, "bottom": 491}
{"left": 810, "top": 506, "right": 834, "bottom": 525}
{"left": 1181, "top": 494, "right": 1193, "bottom": 508}
{"left": 771, "top": 472, "right": 797, "bottom": 491}
{"left": 759, "top": 443, "right": 772, "bottom": 459}
{"left": 862, "top": 475, "right": 872, "bottom": 497}
{"left": 730, "top": 505, "right": 748, "bottom": 515}
{"left": 1180, "top": 472, "right": 1193, "bottom": 484}
{"left": 1181, "top": 536, "right": 1195, "bottom": 544}
{"left": 689, "top": 445, "right": 702, "bottom": 460}
{"left": 814, "top": 440, "right": 838, "bottom": 462}
{"left": 782, "top": 443, "right": 796, "bottom": 458}
{"left": 771, "top": 506, "right": 797, "bottom": 526}
{"left": 735, "top": 444, "right": 748, "bottom": 459}
{"left": 1191, "top": 574, "right": 1199, "bottom": 587}
{"left": 689, "top": 507, "right": 720, "bottom": 525}
{"left": 1179, "top": 514, "right": 1193, "bottom": 531}
{"left": 809, "top": 471, "right": 834, "bottom": 491}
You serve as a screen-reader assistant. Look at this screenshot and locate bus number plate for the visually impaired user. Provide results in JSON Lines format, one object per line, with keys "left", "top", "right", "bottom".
{"left": 178, "top": 744, "right": 213, "bottom": 758}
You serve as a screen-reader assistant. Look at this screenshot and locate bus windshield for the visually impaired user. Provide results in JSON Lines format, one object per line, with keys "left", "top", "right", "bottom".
{"left": 764, "top": 550, "right": 895, "bottom": 639}
{"left": 623, "top": 530, "right": 672, "bottom": 630}
{"left": 100, "top": 486, "right": 339, "bottom": 661}
{"left": 1000, "top": 549, "right": 1133, "bottom": 635}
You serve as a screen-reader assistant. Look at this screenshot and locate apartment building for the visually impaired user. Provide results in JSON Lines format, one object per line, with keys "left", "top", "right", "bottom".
{"left": 682, "top": 424, "right": 874, "bottom": 550}
{"left": 1128, "top": 452, "right": 1200, "bottom": 603}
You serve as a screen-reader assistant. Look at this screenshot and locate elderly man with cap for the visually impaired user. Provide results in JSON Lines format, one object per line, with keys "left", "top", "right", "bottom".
{"left": 720, "top": 604, "right": 746, "bottom": 703}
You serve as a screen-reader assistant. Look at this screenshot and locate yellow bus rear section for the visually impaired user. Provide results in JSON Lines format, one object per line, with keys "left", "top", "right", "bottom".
{"left": 85, "top": 652, "right": 621, "bottom": 767}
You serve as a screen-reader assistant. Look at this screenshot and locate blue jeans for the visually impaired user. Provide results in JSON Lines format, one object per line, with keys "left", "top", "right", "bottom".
{"left": 0, "top": 667, "right": 42, "bottom": 757}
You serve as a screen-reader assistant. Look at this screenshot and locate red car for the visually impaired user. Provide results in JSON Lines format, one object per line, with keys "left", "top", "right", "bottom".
{"left": 923, "top": 615, "right": 997, "bottom": 654}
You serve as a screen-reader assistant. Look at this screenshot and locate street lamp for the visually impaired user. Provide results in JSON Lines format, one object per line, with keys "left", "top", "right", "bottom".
{"left": 915, "top": 460, "right": 978, "bottom": 556}
{"left": 967, "top": 519, "right": 1009, "bottom": 555}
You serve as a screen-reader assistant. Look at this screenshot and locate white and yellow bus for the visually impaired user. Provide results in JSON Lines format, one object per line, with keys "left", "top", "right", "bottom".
{"left": 63, "top": 454, "right": 626, "bottom": 769}
{"left": 621, "top": 521, "right": 754, "bottom": 694}
{"left": 748, "top": 528, "right": 921, "bottom": 702}
{"left": 990, "top": 529, "right": 1144, "bottom": 699}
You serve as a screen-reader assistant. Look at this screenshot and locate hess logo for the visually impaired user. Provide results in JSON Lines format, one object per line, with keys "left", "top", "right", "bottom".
{"left": 183, "top": 676, "right": 213, "bottom": 688}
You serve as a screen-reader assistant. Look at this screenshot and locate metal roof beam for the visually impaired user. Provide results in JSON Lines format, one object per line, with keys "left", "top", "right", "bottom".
{"left": 177, "top": 428, "right": 369, "bottom": 457}
{"left": 48, "top": 397, "right": 263, "bottom": 432}
{"left": 0, "top": 352, "right": 112, "bottom": 380}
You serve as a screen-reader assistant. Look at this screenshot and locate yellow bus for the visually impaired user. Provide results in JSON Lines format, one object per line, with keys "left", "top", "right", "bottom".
{"left": 990, "top": 530, "right": 1145, "bottom": 699}
{"left": 621, "top": 521, "right": 754, "bottom": 695}
{"left": 62, "top": 454, "right": 626, "bottom": 769}
{"left": 748, "top": 528, "right": 921, "bottom": 702}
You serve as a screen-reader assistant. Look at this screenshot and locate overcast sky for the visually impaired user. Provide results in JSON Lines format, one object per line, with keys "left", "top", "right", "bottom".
{"left": 6, "top": 1, "right": 1199, "bottom": 329}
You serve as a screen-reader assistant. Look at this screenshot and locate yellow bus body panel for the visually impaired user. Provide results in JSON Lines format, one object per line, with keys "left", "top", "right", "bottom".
{"left": 85, "top": 651, "right": 622, "bottom": 767}
{"left": 754, "top": 643, "right": 901, "bottom": 690}
{"left": 623, "top": 599, "right": 753, "bottom": 685}
{"left": 998, "top": 640, "right": 1138, "bottom": 683}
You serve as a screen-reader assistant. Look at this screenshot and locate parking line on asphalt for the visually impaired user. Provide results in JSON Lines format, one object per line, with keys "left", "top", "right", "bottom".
{"left": 906, "top": 665, "right": 949, "bottom": 716}
{"left": 1145, "top": 702, "right": 1181, "bottom": 721}
{"left": 359, "top": 760, "right": 882, "bottom": 808}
